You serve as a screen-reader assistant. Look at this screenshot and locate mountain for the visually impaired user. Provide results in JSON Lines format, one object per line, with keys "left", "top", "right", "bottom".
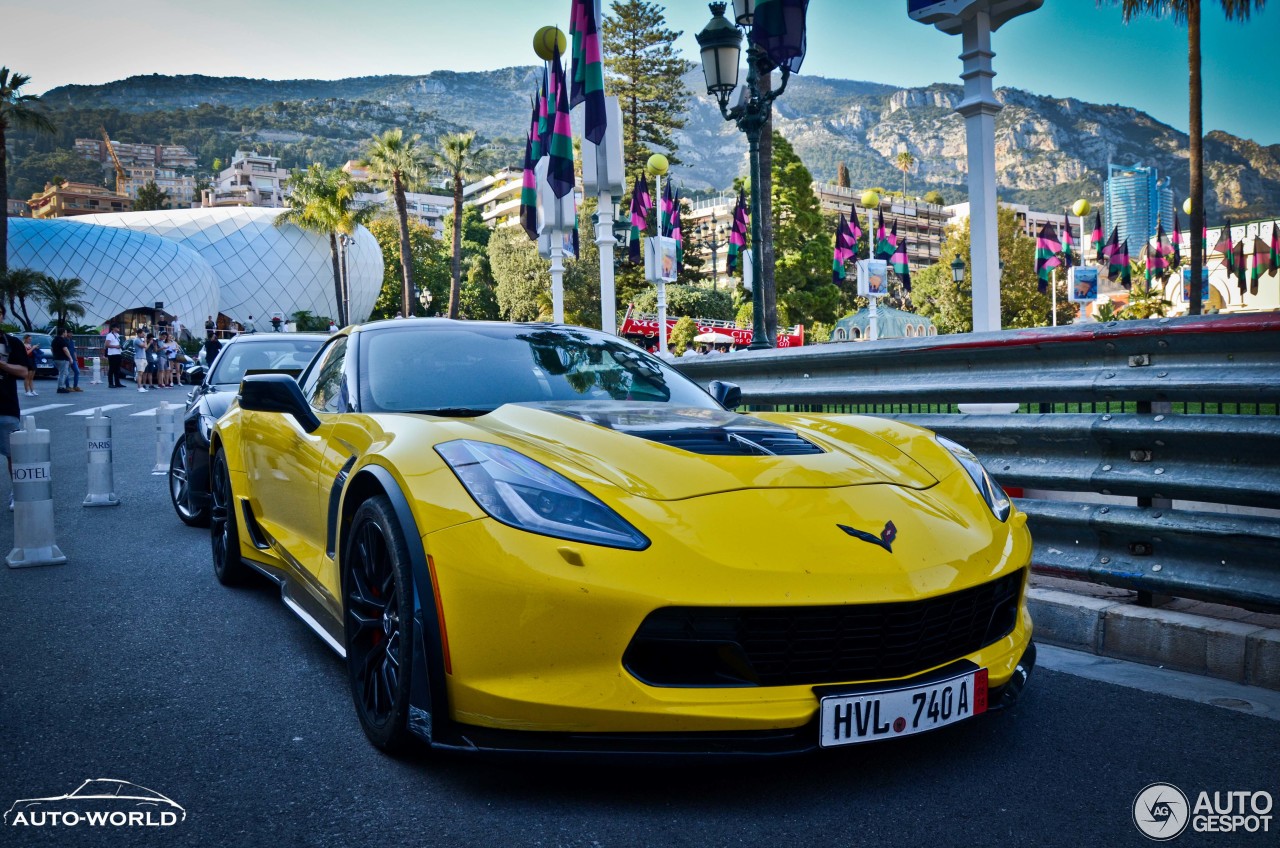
{"left": 26, "top": 69, "right": 1280, "bottom": 220}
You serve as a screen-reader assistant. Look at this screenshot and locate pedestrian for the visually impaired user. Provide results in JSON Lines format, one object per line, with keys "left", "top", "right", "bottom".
{"left": 245, "top": 314, "right": 256, "bottom": 334}
{"left": 52, "top": 327, "right": 74, "bottom": 393}
{"left": 328, "top": 320, "right": 338, "bottom": 334}
{"left": 203, "top": 331, "right": 222, "bottom": 368}
{"left": 67, "top": 332, "right": 82, "bottom": 391}
{"left": 162, "top": 332, "right": 179, "bottom": 387}
{"left": 134, "top": 329, "right": 150, "bottom": 392}
{"left": 172, "top": 315, "right": 184, "bottom": 342}
{"left": 145, "top": 333, "right": 162, "bottom": 392}
{"left": 21, "top": 335, "right": 37, "bottom": 397}
{"left": 104, "top": 324, "right": 124, "bottom": 388}
{"left": 0, "top": 302, "right": 32, "bottom": 509}
{"left": 205, "top": 315, "right": 215, "bottom": 333}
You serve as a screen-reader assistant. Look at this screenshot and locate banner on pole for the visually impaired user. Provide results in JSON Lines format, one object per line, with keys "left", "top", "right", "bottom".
{"left": 1067, "top": 266, "right": 1098, "bottom": 303}
{"left": 857, "top": 259, "right": 889, "bottom": 297}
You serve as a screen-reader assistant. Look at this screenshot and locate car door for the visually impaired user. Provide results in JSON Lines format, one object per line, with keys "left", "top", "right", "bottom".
{"left": 242, "top": 336, "right": 349, "bottom": 583}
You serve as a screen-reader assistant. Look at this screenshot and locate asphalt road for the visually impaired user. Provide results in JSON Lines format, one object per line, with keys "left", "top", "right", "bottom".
{"left": 1, "top": 379, "right": 1276, "bottom": 848}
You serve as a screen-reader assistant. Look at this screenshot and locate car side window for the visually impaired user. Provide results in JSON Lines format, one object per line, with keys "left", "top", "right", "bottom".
{"left": 303, "top": 337, "right": 349, "bottom": 413}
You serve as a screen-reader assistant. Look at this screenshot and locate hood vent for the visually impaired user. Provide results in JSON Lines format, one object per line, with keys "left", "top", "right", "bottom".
{"left": 640, "top": 428, "right": 824, "bottom": 457}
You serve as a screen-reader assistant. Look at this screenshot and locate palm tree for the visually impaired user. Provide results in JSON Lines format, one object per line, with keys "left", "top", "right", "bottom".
{"left": 35, "top": 275, "right": 88, "bottom": 330}
{"left": 433, "top": 132, "right": 490, "bottom": 319}
{"left": 1115, "top": 0, "right": 1266, "bottom": 315}
{"left": 895, "top": 151, "right": 916, "bottom": 197}
{"left": 1, "top": 268, "right": 48, "bottom": 331}
{"left": 1, "top": 69, "right": 56, "bottom": 280}
{"left": 363, "top": 129, "right": 428, "bottom": 318}
{"left": 276, "top": 165, "right": 372, "bottom": 326}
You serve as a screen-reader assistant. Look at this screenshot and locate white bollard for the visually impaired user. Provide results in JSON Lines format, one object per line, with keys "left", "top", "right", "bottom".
{"left": 89, "top": 356, "right": 102, "bottom": 385}
{"left": 84, "top": 408, "right": 120, "bottom": 507}
{"left": 152, "top": 402, "right": 181, "bottom": 475}
{"left": 7, "top": 415, "right": 67, "bottom": 568}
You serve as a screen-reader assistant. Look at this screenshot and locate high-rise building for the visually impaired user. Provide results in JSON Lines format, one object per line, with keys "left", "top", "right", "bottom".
{"left": 1105, "top": 163, "right": 1174, "bottom": 254}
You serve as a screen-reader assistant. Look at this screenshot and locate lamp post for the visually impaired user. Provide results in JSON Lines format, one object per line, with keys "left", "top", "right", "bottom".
{"left": 950, "top": 256, "right": 966, "bottom": 283}
{"left": 696, "top": 221, "right": 727, "bottom": 289}
{"left": 337, "top": 233, "right": 353, "bottom": 327}
{"left": 417, "top": 286, "right": 433, "bottom": 316}
{"left": 697, "top": 0, "right": 807, "bottom": 350}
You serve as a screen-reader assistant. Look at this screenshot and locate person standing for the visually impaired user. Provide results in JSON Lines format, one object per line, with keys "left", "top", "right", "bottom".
{"left": 0, "top": 304, "right": 32, "bottom": 509}
{"left": 52, "top": 327, "right": 73, "bottom": 394}
{"left": 161, "top": 332, "right": 178, "bottom": 387}
{"left": 105, "top": 324, "right": 124, "bottom": 388}
{"left": 203, "top": 331, "right": 222, "bottom": 369}
{"left": 145, "top": 333, "right": 162, "bottom": 391}
{"left": 66, "top": 332, "right": 82, "bottom": 391}
{"left": 21, "top": 335, "right": 37, "bottom": 397}
{"left": 172, "top": 315, "right": 184, "bottom": 342}
{"left": 245, "top": 314, "right": 257, "bottom": 334}
{"left": 134, "top": 329, "right": 150, "bottom": 392}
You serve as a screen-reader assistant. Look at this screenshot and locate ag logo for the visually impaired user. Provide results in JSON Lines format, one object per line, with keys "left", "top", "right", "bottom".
{"left": 1133, "top": 783, "right": 1190, "bottom": 841}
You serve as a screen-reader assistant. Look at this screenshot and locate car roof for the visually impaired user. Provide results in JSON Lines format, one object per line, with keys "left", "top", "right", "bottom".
{"left": 350, "top": 318, "right": 589, "bottom": 337}
{"left": 219, "top": 332, "right": 329, "bottom": 345}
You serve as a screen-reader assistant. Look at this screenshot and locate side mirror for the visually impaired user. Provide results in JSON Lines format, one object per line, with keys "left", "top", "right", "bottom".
{"left": 708, "top": 380, "right": 742, "bottom": 410}
{"left": 239, "top": 373, "right": 321, "bottom": 433}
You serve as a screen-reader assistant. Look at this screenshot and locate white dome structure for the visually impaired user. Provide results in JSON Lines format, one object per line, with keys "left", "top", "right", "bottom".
{"left": 6, "top": 217, "right": 218, "bottom": 329}
{"left": 87, "top": 207, "right": 382, "bottom": 326}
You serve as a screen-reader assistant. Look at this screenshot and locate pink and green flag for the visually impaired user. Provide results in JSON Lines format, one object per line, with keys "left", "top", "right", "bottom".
{"left": 1271, "top": 221, "right": 1280, "bottom": 270}
{"left": 845, "top": 204, "right": 864, "bottom": 258}
{"left": 1251, "top": 236, "right": 1273, "bottom": 295}
{"left": 1061, "top": 212, "right": 1075, "bottom": 269}
{"left": 727, "top": 190, "right": 748, "bottom": 274}
{"left": 873, "top": 209, "right": 894, "bottom": 260}
{"left": 1147, "top": 224, "right": 1170, "bottom": 279}
{"left": 569, "top": 0, "right": 607, "bottom": 145}
{"left": 832, "top": 212, "right": 852, "bottom": 284}
{"left": 1171, "top": 211, "right": 1182, "bottom": 267}
{"left": 1093, "top": 212, "right": 1104, "bottom": 262}
{"left": 520, "top": 98, "right": 539, "bottom": 241}
{"left": 890, "top": 234, "right": 911, "bottom": 291}
{"left": 547, "top": 44, "right": 575, "bottom": 199}
{"left": 536, "top": 67, "right": 550, "bottom": 161}
{"left": 660, "top": 180, "right": 675, "bottom": 236}
{"left": 1116, "top": 239, "right": 1132, "bottom": 289}
{"left": 1232, "top": 239, "right": 1247, "bottom": 295}
{"left": 627, "top": 173, "right": 651, "bottom": 265}
{"left": 1034, "top": 221, "right": 1062, "bottom": 292}
{"left": 669, "top": 192, "right": 683, "bottom": 270}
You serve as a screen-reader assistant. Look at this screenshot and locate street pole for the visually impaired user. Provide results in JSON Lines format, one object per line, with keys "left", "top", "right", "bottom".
{"left": 744, "top": 59, "right": 769, "bottom": 350}
{"left": 597, "top": 194, "right": 616, "bottom": 333}
{"left": 550, "top": 237, "right": 565, "bottom": 323}
{"left": 957, "top": 9, "right": 1002, "bottom": 333}
{"left": 654, "top": 170, "right": 667, "bottom": 356}
{"left": 1051, "top": 267, "right": 1057, "bottom": 327}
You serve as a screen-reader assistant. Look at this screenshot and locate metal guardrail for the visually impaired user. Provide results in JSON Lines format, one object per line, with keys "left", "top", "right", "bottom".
{"left": 675, "top": 313, "right": 1280, "bottom": 612}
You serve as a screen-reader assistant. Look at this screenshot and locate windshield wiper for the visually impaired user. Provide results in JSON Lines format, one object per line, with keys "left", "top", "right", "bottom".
{"left": 407, "top": 407, "right": 494, "bottom": 417}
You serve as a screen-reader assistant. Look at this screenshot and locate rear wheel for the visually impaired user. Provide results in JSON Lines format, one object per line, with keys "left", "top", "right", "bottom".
{"left": 169, "top": 437, "right": 210, "bottom": 527}
{"left": 344, "top": 496, "right": 416, "bottom": 753}
{"left": 210, "top": 450, "right": 250, "bottom": 586}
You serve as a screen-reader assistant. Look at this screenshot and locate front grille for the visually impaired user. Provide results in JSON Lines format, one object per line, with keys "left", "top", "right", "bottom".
{"left": 623, "top": 569, "right": 1024, "bottom": 687}
{"left": 639, "top": 428, "right": 824, "bottom": 456}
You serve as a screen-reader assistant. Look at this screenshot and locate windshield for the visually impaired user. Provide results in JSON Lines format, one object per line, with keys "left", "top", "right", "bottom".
{"left": 209, "top": 339, "right": 323, "bottom": 387}
{"left": 361, "top": 325, "right": 720, "bottom": 414}
{"left": 29, "top": 334, "right": 53, "bottom": 348}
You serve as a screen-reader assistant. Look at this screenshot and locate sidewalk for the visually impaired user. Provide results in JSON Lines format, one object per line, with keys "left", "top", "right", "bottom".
{"left": 1028, "top": 574, "right": 1280, "bottom": 691}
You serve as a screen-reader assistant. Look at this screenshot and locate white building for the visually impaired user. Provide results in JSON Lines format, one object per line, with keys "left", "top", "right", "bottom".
{"left": 203, "top": 150, "right": 290, "bottom": 208}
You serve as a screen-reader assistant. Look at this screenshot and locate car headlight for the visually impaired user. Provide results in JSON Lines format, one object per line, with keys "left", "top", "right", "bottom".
{"left": 935, "top": 435, "right": 1011, "bottom": 522}
{"left": 436, "top": 440, "right": 650, "bottom": 550}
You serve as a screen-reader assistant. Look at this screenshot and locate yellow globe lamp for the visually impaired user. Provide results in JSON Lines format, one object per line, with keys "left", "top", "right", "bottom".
{"left": 1183, "top": 198, "right": 1193, "bottom": 216}
{"left": 646, "top": 154, "right": 669, "bottom": 177}
{"left": 861, "top": 190, "right": 880, "bottom": 208}
{"left": 533, "top": 26, "right": 567, "bottom": 61}
{"left": 1072, "top": 199, "right": 1091, "bottom": 218}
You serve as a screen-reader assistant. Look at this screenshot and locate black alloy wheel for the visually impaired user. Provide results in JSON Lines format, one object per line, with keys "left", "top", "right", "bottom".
{"left": 169, "top": 437, "right": 211, "bottom": 527}
{"left": 344, "top": 496, "right": 416, "bottom": 753}
{"left": 210, "top": 450, "right": 250, "bottom": 586}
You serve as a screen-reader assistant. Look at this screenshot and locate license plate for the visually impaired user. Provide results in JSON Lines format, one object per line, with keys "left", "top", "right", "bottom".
{"left": 819, "top": 668, "right": 988, "bottom": 747}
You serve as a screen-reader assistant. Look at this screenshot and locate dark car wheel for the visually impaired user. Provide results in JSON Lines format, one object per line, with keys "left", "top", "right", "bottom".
{"left": 170, "top": 438, "right": 211, "bottom": 527}
{"left": 344, "top": 496, "right": 416, "bottom": 753}
{"left": 210, "top": 450, "right": 251, "bottom": 586}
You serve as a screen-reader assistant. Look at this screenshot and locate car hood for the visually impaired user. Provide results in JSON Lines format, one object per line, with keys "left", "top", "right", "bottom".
{"left": 442, "top": 401, "right": 939, "bottom": 500}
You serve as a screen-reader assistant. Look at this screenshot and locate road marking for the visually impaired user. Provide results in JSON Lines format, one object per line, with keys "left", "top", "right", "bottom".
{"left": 130, "top": 408, "right": 163, "bottom": 417}
{"left": 18, "top": 404, "right": 73, "bottom": 414}
{"left": 67, "top": 404, "right": 132, "bottom": 416}
{"left": 1038, "top": 644, "right": 1280, "bottom": 721}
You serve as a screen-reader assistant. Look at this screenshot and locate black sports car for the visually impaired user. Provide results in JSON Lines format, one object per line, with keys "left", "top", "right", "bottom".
{"left": 169, "top": 333, "right": 326, "bottom": 526}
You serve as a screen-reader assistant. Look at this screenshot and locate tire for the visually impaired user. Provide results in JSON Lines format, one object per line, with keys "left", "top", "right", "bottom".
{"left": 169, "top": 437, "right": 211, "bottom": 527}
{"left": 210, "top": 449, "right": 251, "bottom": 586}
{"left": 343, "top": 495, "right": 417, "bottom": 753}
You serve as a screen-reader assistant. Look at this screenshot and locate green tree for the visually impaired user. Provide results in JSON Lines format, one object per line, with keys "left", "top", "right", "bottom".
{"left": 365, "top": 216, "right": 448, "bottom": 319}
{"left": 364, "top": 128, "right": 429, "bottom": 318}
{"left": 923, "top": 190, "right": 946, "bottom": 206}
{"left": 0, "top": 267, "right": 47, "bottom": 331}
{"left": 8, "top": 149, "right": 105, "bottom": 201}
{"left": 35, "top": 275, "right": 88, "bottom": 330}
{"left": 835, "top": 162, "right": 850, "bottom": 189}
{"left": 1114, "top": 0, "right": 1266, "bottom": 315}
{"left": 275, "top": 164, "right": 372, "bottom": 326}
{"left": 895, "top": 151, "right": 916, "bottom": 197}
{"left": 770, "top": 132, "right": 839, "bottom": 331}
{"left": 631, "top": 283, "right": 735, "bottom": 322}
{"left": 133, "top": 180, "right": 169, "bottom": 211}
{"left": 432, "top": 131, "right": 490, "bottom": 319}
{"left": 1123, "top": 279, "right": 1173, "bottom": 319}
{"left": 911, "top": 206, "right": 1078, "bottom": 333}
{"left": 603, "top": 0, "right": 694, "bottom": 174}
{"left": 1, "top": 68, "right": 56, "bottom": 280}
{"left": 669, "top": 315, "right": 697, "bottom": 355}
{"left": 489, "top": 224, "right": 552, "bottom": 322}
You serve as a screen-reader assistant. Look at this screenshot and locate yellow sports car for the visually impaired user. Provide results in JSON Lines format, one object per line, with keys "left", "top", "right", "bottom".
{"left": 211, "top": 319, "right": 1034, "bottom": 756}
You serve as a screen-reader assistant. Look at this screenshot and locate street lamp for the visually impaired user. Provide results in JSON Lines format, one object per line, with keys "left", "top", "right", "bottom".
{"left": 417, "top": 286, "right": 433, "bottom": 315}
{"left": 696, "top": 221, "right": 727, "bottom": 289}
{"left": 337, "top": 233, "right": 353, "bottom": 326}
{"left": 951, "top": 257, "right": 966, "bottom": 283}
{"left": 697, "top": 1, "right": 807, "bottom": 350}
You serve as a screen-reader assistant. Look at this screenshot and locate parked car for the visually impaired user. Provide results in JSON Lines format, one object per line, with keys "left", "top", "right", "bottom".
{"left": 168, "top": 333, "right": 327, "bottom": 526}
{"left": 209, "top": 319, "right": 1035, "bottom": 757}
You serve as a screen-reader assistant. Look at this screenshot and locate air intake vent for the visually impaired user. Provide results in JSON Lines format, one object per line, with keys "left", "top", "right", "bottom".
{"left": 640, "top": 428, "right": 824, "bottom": 457}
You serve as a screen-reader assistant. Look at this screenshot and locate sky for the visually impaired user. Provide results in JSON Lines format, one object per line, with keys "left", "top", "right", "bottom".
{"left": 2, "top": 0, "right": 1277, "bottom": 144}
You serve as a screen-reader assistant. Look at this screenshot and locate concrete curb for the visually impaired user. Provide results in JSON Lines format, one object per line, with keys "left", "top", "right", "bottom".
{"left": 1028, "top": 587, "right": 1280, "bottom": 691}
